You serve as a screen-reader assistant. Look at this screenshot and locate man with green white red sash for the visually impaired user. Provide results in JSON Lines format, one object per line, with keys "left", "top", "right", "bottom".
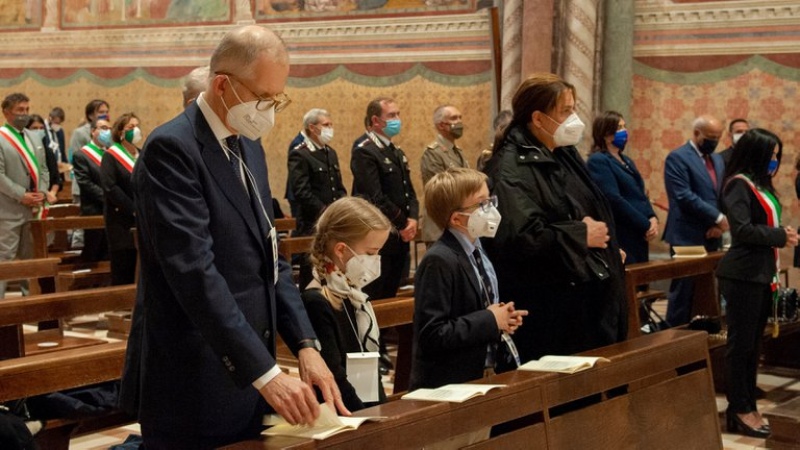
{"left": 0, "top": 92, "right": 49, "bottom": 298}
{"left": 73, "top": 118, "right": 113, "bottom": 262}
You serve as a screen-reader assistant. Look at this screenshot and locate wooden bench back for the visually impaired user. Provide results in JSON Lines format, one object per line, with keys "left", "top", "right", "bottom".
{"left": 278, "top": 236, "right": 313, "bottom": 262}
{"left": 274, "top": 218, "right": 296, "bottom": 234}
{"left": 29, "top": 216, "right": 105, "bottom": 259}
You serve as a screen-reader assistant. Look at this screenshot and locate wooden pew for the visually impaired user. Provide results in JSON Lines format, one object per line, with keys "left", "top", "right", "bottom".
{"left": 0, "top": 258, "right": 61, "bottom": 359}
{"left": 29, "top": 216, "right": 112, "bottom": 292}
{"left": 278, "top": 236, "right": 313, "bottom": 263}
{"left": 275, "top": 218, "right": 296, "bottom": 235}
{"left": 624, "top": 252, "right": 724, "bottom": 338}
{"left": 0, "top": 284, "right": 136, "bottom": 449}
{"left": 224, "top": 330, "right": 721, "bottom": 449}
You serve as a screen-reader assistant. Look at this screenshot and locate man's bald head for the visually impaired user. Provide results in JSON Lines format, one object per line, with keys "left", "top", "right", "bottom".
{"left": 692, "top": 115, "right": 723, "bottom": 137}
{"left": 209, "top": 25, "right": 288, "bottom": 83}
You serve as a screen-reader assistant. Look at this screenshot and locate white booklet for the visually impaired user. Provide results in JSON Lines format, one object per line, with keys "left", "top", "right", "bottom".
{"left": 401, "top": 384, "right": 506, "bottom": 403}
{"left": 672, "top": 246, "right": 708, "bottom": 259}
{"left": 262, "top": 404, "right": 385, "bottom": 440}
{"left": 518, "top": 355, "right": 609, "bottom": 374}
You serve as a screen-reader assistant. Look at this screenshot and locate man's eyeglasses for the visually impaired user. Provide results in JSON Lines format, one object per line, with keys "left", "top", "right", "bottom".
{"left": 217, "top": 72, "right": 292, "bottom": 113}
{"left": 458, "top": 195, "right": 498, "bottom": 213}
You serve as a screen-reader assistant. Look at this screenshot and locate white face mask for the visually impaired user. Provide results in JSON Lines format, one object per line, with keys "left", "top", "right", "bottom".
{"left": 29, "top": 129, "right": 46, "bottom": 141}
{"left": 127, "top": 126, "right": 143, "bottom": 145}
{"left": 50, "top": 123, "right": 62, "bottom": 132}
{"left": 459, "top": 205, "right": 502, "bottom": 239}
{"left": 545, "top": 112, "right": 585, "bottom": 147}
{"left": 319, "top": 126, "right": 334, "bottom": 145}
{"left": 222, "top": 77, "right": 275, "bottom": 141}
{"left": 344, "top": 245, "right": 381, "bottom": 289}
{"left": 732, "top": 132, "right": 744, "bottom": 144}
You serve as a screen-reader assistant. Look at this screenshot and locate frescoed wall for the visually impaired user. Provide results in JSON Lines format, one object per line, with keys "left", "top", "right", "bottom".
{"left": 631, "top": 0, "right": 800, "bottom": 259}
{"left": 0, "top": 5, "right": 494, "bottom": 210}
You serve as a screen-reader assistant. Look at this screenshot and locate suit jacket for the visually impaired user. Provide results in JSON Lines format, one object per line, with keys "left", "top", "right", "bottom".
{"left": 43, "top": 125, "right": 66, "bottom": 188}
{"left": 351, "top": 132, "right": 418, "bottom": 254}
{"left": 100, "top": 146, "right": 137, "bottom": 251}
{"left": 716, "top": 177, "right": 787, "bottom": 284}
{"left": 284, "top": 131, "right": 304, "bottom": 202}
{"left": 0, "top": 127, "right": 49, "bottom": 221}
{"left": 72, "top": 145, "right": 105, "bottom": 215}
{"left": 119, "top": 102, "right": 317, "bottom": 441}
{"left": 663, "top": 141, "right": 724, "bottom": 247}
{"left": 587, "top": 151, "right": 656, "bottom": 264}
{"left": 287, "top": 139, "right": 346, "bottom": 236}
{"left": 419, "top": 135, "right": 468, "bottom": 242}
{"left": 410, "top": 229, "right": 499, "bottom": 390}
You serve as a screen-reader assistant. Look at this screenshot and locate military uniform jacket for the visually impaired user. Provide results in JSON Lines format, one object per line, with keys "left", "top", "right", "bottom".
{"left": 287, "top": 138, "right": 347, "bottom": 236}
{"left": 420, "top": 135, "right": 469, "bottom": 242}
{"left": 351, "top": 131, "right": 418, "bottom": 254}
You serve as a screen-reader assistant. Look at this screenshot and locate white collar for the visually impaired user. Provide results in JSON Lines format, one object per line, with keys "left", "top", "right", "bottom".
{"left": 197, "top": 92, "right": 235, "bottom": 145}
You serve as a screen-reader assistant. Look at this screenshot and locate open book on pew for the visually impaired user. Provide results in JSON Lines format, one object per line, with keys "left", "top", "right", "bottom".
{"left": 672, "top": 245, "right": 708, "bottom": 259}
{"left": 262, "top": 404, "right": 385, "bottom": 440}
{"left": 401, "top": 384, "right": 506, "bottom": 403}
{"left": 518, "top": 355, "right": 610, "bottom": 374}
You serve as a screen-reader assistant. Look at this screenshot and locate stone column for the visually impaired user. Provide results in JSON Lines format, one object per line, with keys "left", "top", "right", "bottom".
{"left": 560, "top": 0, "right": 601, "bottom": 129}
{"left": 600, "top": 0, "right": 634, "bottom": 119}
{"left": 500, "top": 0, "right": 523, "bottom": 110}
{"left": 234, "top": 0, "right": 255, "bottom": 24}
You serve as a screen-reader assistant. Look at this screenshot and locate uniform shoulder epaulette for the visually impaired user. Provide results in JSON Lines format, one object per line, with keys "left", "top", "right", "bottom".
{"left": 291, "top": 141, "right": 308, "bottom": 152}
{"left": 425, "top": 140, "right": 439, "bottom": 150}
{"left": 356, "top": 137, "right": 372, "bottom": 148}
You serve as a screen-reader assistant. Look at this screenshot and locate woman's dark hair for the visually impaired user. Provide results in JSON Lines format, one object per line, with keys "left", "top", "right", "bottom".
{"left": 488, "top": 73, "right": 576, "bottom": 167}
{"left": 111, "top": 112, "right": 139, "bottom": 144}
{"left": 25, "top": 114, "right": 45, "bottom": 128}
{"left": 591, "top": 111, "right": 623, "bottom": 154}
{"left": 724, "top": 128, "right": 782, "bottom": 195}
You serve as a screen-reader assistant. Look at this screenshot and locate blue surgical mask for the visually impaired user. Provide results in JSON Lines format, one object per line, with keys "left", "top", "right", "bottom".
{"left": 98, "top": 129, "right": 113, "bottom": 147}
{"left": 611, "top": 129, "right": 628, "bottom": 151}
{"left": 383, "top": 119, "right": 401, "bottom": 138}
{"left": 768, "top": 159, "right": 779, "bottom": 176}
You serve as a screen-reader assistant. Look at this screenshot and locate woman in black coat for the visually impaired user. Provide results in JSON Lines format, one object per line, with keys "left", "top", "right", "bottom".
{"left": 587, "top": 111, "right": 658, "bottom": 264}
{"left": 302, "top": 197, "right": 391, "bottom": 412}
{"left": 482, "top": 73, "right": 627, "bottom": 363}
{"left": 716, "top": 129, "right": 797, "bottom": 438}
{"left": 101, "top": 113, "right": 141, "bottom": 285}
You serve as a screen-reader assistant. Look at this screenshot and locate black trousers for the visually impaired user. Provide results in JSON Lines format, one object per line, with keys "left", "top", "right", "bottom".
{"left": 81, "top": 228, "right": 108, "bottom": 262}
{"left": 719, "top": 278, "right": 771, "bottom": 414}
{"left": 109, "top": 248, "right": 137, "bottom": 285}
{"left": 363, "top": 249, "right": 408, "bottom": 301}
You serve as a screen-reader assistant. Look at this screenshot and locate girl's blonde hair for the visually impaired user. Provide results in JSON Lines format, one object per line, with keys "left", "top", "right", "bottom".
{"left": 310, "top": 197, "right": 392, "bottom": 309}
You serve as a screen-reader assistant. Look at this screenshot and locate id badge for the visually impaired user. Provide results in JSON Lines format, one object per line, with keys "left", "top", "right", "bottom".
{"left": 269, "top": 228, "right": 278, "bottom": 285}
{"left": 346, "top": 352, "right": 380, "bottom": 402}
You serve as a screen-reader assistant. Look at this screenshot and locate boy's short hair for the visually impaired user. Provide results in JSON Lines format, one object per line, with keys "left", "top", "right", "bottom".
{"left": 424, "top": 168, "right": 487, "bottom": 230}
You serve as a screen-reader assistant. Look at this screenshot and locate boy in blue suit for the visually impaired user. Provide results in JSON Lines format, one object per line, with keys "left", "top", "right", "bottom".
{"left": 411, "top": 168, "right": 526, "bottom": 390}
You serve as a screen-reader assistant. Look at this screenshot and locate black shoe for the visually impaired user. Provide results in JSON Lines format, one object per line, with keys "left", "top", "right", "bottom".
{"left": 726, "top": 413, "right": 770, "bottom": 438}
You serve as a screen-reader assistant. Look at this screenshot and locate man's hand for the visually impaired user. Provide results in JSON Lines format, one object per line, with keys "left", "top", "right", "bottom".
{"left": 583, "top": 216, "right": 609, "bottom": 249}
{"left": 718, "top": 216, "right": 730, "bottom": 232}
{"left": 258, "top": 372, "right": 319, "bottom": 426}
{"left": 399, "top": 218, "right": 418, "bottom": 242}
{"left": 20, "top": 192, "right": 44, "bottom": 207}
{"left": 488, "top": 301, "right": 528, "bottom": 334}
{"left": 620, "top": 249, "right": 627, "bottom": 264}
{"left": 705, "top": 226, "right": 723, "bottom": 239}
{"left": 298, "top": 348, "right": 351, "bottom": 417}
{"left": 645, "top": 217, "right": 659, "bottom": 241}
{"left": 785, "top": 226, "right": 798, "bottom": 247}
{"left": 46, "top": 190, "right": 58, "bottom": 205}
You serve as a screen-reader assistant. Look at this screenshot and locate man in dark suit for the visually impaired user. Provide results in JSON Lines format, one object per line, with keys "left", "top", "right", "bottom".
{"left": 663, "top": 115, "right": 727, "bottom": 326}
{"left": 351, "top": 97, "right": 418, "bottom": 301}
{"left": 719, "top": 118, "right": 749, "bottom": 167}
{"left": 411, "top": 168, "right": 525, "bottom": 390}
{"left": 120, "top": 26, "right": 346, "bottom": 449}
{"left": 72, "top": 118, "right": 111, "bottom": 262}
{"left": 288, "top": 108, "right": 346, "bottom": 289}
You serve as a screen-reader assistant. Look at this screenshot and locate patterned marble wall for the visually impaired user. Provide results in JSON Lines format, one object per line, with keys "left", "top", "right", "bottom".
{"left": 632, "top": 0, "right": 800, "bottom": 258}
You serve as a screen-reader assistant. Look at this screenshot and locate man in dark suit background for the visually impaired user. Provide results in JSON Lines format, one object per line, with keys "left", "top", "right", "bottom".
{"left": 663, "top": 115, "right": 727, "bottom": 326}
{"left": 120, "top": 25, "right": 346, "bottom": 449}
{"left": 351, "top": 97, "right": 418, "bottom": 301}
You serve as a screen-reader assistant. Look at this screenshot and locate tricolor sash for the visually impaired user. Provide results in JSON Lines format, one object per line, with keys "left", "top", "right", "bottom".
{"left": 0, "top": 124, "right": 39, "bottom": 189}
{"left": 81, "top": 142, "right": 104, "bottom": 166}
{"left": 106, "top": 143, "right": 136, "bottom": 173}
{"left": 732, "top": 174, "right": 783, "bottom": 335}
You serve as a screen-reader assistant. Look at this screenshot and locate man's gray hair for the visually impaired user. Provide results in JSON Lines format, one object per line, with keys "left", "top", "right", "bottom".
{"left": 182, "top": 66, "right": 210, "bottom": 104}
{"left": 692, "top": 116, "right": 709, "bottom": 131}
{"left": 432, "top": 105, "right": 453, "bottom": 126}
{"left": 303, "top": 108, "right": 329, "bottom": 131}
{"left": 210, "top": 25, "right": 288, "bottom": 81}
